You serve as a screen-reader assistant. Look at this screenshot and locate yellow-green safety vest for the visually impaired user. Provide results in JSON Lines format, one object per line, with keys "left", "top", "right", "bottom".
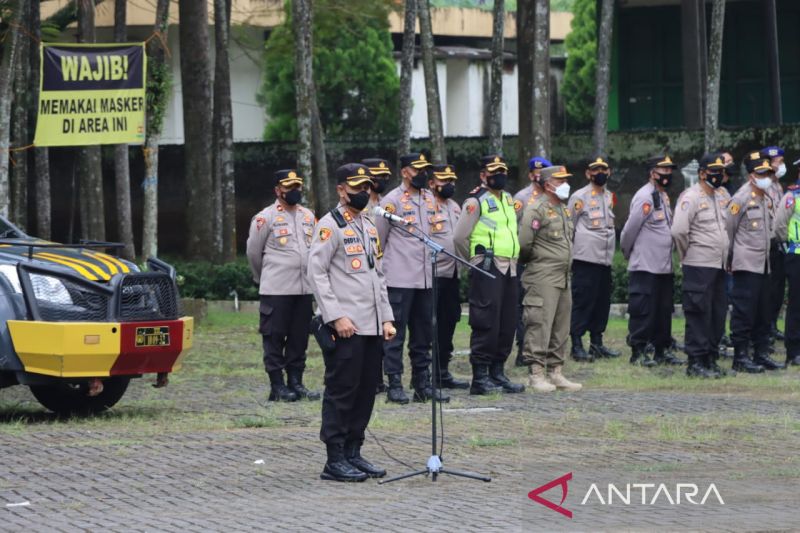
{"left": 788, "top": 189, "right": 800, "bottom": 254}
{"left": 469, "top": 190, "right": 520, "bottom": 259}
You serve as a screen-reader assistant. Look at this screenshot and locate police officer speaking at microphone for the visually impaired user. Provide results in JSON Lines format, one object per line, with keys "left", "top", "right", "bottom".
{"left": 376, "top": 152, "right": 447, "bottom": 404}
{"left": 246, "top": 169, "right": 319, "bottom": 402}
{"left": 726, "top": 152, "right": 784, "bottom": 373}
{"left": 454, "top": 155, "right": 525, "bottom": 395}
{"left": 774, "top": 156, "right": 800, "bottom": 367}
{"left": 620, "top": 155, "right": 684, "bottom": 367}
{"left": 308, "top": 163, "right": 396, "bottom": 482}
{"left": 671, "top": 153, "right": 731, "bottom": 378}
{"left": 567, "top": 155, "right": 620, "bottom": 363}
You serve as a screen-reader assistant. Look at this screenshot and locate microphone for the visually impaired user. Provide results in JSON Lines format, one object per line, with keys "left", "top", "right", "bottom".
{"left": 372, "top": 206, "right": 409, "bottom": 225}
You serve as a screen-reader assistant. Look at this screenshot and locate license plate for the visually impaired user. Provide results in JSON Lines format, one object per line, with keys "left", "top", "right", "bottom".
{"left": 135, "top": 326, "right": 171, "bottom": 347}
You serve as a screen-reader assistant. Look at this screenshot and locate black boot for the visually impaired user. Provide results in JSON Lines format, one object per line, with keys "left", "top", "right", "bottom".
{"left": 488, "top": 361, "right": 525, "bottom": 393}
{"left": 470, "top": 363, "right": 503, "bottom": 395}
{"left": 344, "top": 441, "right": 386, "bottom": 478}
{"left": 267, "top": 370, "right": 298, "bottom": 402}
{"left": 654, "top": 346, "right": 685, "bottom": 366}
{"left": 386, "top": 373, "right": 409, "bottom": 404}
{"left": 434, "top": 362, "right": 469, "bottom": 390}
{"left": 753, "top": 347, "right": 785, "bottom": 370}
{"left": 706, "top": 352, "right": 732, "bottom": 378}
{"left": 589, "top": 335, "right": 621, "bottom": 359}
{"left": 732, "top": 346, "right": 765, "bottom": 373}
{"left": 411, "top": 368, "right": 450, "bottom": 403}
{"left": 570, "top": 336, "right": 593, "bottom": 362}
{"left": 321, "top": 443, "right": 367, "bottom": 482}
{"left": 686, "top": 355, "right": 714, "bottom": 378}
{"left": 786, "top": 351, "right": 800, "bottom": 366}
{"left": 630, "top": 345, "right": 656, "bottom": 367}
{"left": 287, "top": 368, "right": 320, "bottom": 400}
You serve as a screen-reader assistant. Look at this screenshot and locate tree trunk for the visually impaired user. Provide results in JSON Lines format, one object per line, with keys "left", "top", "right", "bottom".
{"left": 397, "top": 0, "right": 416, "bottom": 163}
{"left": 141, "top": 0, "right": 170, "bottom": 260}
{"left": 418, "top": 0, "right": 445, "bottom": 162}
{"left": 592, "top": 0, "right": 615, "bottom": 155}
{"left": 293, "top": 0, "right": 315, "bottom": 210}
{"left": 213, "top": 0, "right": 236, "bottom": 261}
{"left": 516, "top": 0, "right": 534, "bottom": 188}
{"left": 77, "top": 0, "right": 105, "bottom": 241}
{"left": 704, "top": 0, "right": 725, "bottom": 152}
{"left": 765, "top": 0, "right": 781, "bottom": 125}
{"left": 113, "top": 0, "right": 134, "bottom": 259}
{"left": 0, "top": 0, "right": 24, "bottom": 219}
{"left": 311, "top": 96, "right": 330, "bottom": 213}
{"left": 11, "top": 0, "right": 31, "bottom": 230}
{"left": 488, "top": 0, "right": 504, "bottom": 154}
{"left": 532, "top": 0, "right": 550, "bottom": 159}
{"left": 31, "top": 0, "right": 51, "bottom": 239}
{"left": 179, "top": 0, "right": 215, "bottom": 259}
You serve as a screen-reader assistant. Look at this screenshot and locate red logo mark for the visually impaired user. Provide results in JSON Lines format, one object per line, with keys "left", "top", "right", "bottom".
{"left": 528, "top": 472, "right": 572, "bottom": 518}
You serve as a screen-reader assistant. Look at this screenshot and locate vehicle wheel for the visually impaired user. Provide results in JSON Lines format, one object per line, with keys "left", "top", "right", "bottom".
{"left": 29, "top": 377, "right": 130, "bottom": 415}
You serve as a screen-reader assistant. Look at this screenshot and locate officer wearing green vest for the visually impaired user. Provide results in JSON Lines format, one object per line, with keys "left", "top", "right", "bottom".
{"left": 454, "top": 155, "right": 525, "bottom": 395}
{"left": 774, "top": 156, "right": 800, "bottom": 367}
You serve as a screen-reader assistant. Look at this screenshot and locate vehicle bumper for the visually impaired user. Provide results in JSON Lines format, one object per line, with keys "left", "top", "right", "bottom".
{"left": 7, "top": 317, "right": 194, "bottom": 378}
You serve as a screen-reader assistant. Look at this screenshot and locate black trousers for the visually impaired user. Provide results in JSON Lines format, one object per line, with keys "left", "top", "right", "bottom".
{"left": 320, "top": 335, "right": 381, "bottom": 445}
{"left": 730, "top": 270, "right": 771, "bottom": 351}
{"left": 383, "top": 287, "right": 432, "bottom": 376}
{"left": 682, "top": 266, "right": 727, "bottom": 364}
{"left": 784, "top": 254, "right": 800, "bottom": 357}
{"left": 468, "top": 263, "right": 518, "bottom": 365}
{"left": 515, "top": 264, "right": 525, "bottom": 356}
{"left": 435, "top": 274, "right": 461, "bottom": 369}
{"left": 260, "top": 294, "right": 313, "bottom": 373}
{"left": 570, "top": 260, "right": 612, "bottom": 341}
{"left": 627, "top": 271, "right": 673, "bottom": 350}
{"left": 768, "top": 242, "right": 786, "bottom": 328}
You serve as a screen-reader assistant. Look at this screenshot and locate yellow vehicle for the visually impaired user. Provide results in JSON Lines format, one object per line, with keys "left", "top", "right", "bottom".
{"left": 0, "top": 218, "right": 193, "bottom": 415}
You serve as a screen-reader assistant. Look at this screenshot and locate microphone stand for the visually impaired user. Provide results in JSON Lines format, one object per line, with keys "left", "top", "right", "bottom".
{"left": 379, "top": 218, "right": 494, "bottom": 484}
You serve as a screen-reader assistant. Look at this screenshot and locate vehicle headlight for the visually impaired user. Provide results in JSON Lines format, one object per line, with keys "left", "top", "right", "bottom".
{"left": 0, "top": 264, "right": 22, "bottom": 294}
{"left": 29, "top": 273, "right": 73, "bottom": 305}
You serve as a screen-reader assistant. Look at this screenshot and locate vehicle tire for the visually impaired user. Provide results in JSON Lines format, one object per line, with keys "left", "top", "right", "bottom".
{"left": 29, "top": 377, "right": 131, "bottom": 415}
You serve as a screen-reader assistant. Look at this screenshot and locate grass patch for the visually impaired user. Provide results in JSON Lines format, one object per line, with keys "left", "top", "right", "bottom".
{"left": 232, "top": 415, "right": 281, "bottom": 429}
{"left": 468, "top": 436, "right": 517, "bottom": 447}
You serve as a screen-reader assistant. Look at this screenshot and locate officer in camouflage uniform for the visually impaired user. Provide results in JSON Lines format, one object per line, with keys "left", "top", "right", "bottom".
{"left": 774, "top": 156, "right": 800, "bottom": 367}
{"left": 518, "top": 165, "right": 582, "bottom": 392}
{"left": 308, "top": 163, "right": 396, "bottom": 482}
{"left": 246, "top": 169, "right": 319, "bottom": 402}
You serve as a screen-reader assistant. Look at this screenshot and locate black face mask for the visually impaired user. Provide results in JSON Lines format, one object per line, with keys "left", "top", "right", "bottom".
{"left": 347, "top": 191, "right": 370, "bottom": 211}
{"left": 282, "top": 189, "right": 302, "bottom": 206}
{"left": 706, "top": 173, "right": 724, "bottom": 189}
{"left": 411, "top": 170, "right": 428, "bottom": 190}
{"left": 592, "top": 172, "right": 609, "bottom": 186}
{"left": 655, "top": 172, "right": 673, "bottom": 189}
{"left": 487, "top": 173, "right": 507, "bottom": 190}
{"left": 436, "top": 183, "right": 455, "bottom": 199}
{"left": 372, "top": 179, "right": 388, "bottom": 195}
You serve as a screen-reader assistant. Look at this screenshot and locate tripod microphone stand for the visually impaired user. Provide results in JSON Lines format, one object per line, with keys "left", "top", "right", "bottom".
{"left": 378, "top": 219, "right": 494, "bottom": 484}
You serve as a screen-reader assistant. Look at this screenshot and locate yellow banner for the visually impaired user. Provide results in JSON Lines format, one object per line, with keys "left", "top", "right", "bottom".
{"left": 33, "top": 43, "right": 147, "bottom": 147}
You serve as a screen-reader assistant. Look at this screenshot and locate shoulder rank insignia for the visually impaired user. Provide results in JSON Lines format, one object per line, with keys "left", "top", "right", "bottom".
{"left": 730, "top": 203, "right": 741, "bottom": 216}
{"left": 319, "top": 227, "right": 332, "bottom": 241}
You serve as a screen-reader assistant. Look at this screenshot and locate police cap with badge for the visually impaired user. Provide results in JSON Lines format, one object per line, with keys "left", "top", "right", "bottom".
{"left": 399, "top": 153, "right": 433, "bottom": 170}
{"left": 480, "top": 154, "right": 509, "bottom": 173}
{"left": 274, "top": 169, "right": 303, "bottom": 188}
{"left": 744, "top": 151, "right": 772, "bottom": 174}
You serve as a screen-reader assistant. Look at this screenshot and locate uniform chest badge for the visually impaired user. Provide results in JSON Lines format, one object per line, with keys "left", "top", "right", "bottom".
{"left": 592, "top": 219, "right": 600, "bottom": 227}
{"left": 435, "top": 223, "right": 443, "bottom": 231}
{"left": 589, "top": 200, "right": 598, "bottom": 207}
{"left": 344, "top": 229, "right": 356, "bottom": 236}
{"left": 699, "top": 203, "right": 708, "bottom": 209}
{"left": 276, "top": 216, "right": 285, "bottom": 222}
{"left": 368, "top": 227, "right": 377, "bottom": 235}
{"left": 319, "top": 227, "right": 332, "bottom": 241}
{"left": 403, "top": 203, "right": 413, "bottom": 211}
{"left": 279, "top": 237, "right": 288, "bottom": 245}
{"left": 343, "top": 211, "right": 353, "bottom": 222}
{"left": 351, "top": 258, "right": 362, "bottom": 270}
{"left": 304, "top": 215, "right": 312, "bottom": 223}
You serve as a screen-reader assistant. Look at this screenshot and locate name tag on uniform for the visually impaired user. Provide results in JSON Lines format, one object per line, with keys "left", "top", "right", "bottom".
{"left": 486, "top": 197, "right": 498, "bottom": 212}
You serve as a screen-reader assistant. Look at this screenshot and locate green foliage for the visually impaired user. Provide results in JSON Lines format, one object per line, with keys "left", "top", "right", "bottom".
{"left": 172, "top": 259, "right": 260, "bottom": 300}
{"left": 146, "top": 60, "right": 172, "bottom": 135}
{"left": 562, "top": 0, "right": 596, "bottom": 129}
{"left": 258, "top": 0, "right": 400, "bottom": 141}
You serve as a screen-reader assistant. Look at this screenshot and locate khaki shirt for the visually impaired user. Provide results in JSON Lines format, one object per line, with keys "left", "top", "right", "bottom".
{"left": 568, "top": 184, "right": 616, "bottom": 266}
{"left": 513, "top": 184, "right": 542, "bottom": 222}
{"left": 767, "top": 180, "right": 784, "bottom": 217}
{"left": 726, "top": 182, "right": 773, "bottom": 274}
{"left": 620, "top": 181, "right": 673, "bottom": 274}
{"left": 671, "top": 183, "right": 729, "bottom": 269}
{"left": 307, "top": 204, "right": 394, "bottom": 335}
{"left": 774, "top": 187, "right": 800, "bottom": 242}
{"left": 376, "top": 183, "right": 436, "bottom": 289}
{"left": 453, "top": 189, "right": 517, "bottom": 276}
{"left": 430, "top": 197, "right": 461, "bottom": 278}
{"left": 519, "top": 195, "right": 573, "bottom": 290}
{"left": 246, "top": 201, "right": 315, "bottom": 295}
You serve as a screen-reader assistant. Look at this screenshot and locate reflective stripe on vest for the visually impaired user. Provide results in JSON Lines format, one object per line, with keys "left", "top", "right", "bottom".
{"left": 469, "top": 191, "right": 519, "bottom": 258}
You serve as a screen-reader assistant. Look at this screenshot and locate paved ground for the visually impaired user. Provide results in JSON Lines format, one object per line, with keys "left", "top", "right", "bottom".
{"left": 0, "top": 314, "right": 798, "bottom": 532}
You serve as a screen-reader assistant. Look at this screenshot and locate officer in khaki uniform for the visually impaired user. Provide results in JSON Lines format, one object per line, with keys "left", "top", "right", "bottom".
{"left": 246, "top": 169, "right": 319, "bottom": 402}
{"left": 567, "top": 155, "right": 620, "bottom": 362}
{"left": 761, "top": 146, "right": 788, "bottom": 344}
{"left": 428, "top": 164, "right": 469, "bottom": 389}
{"left": 671, "top": 153, "right": 731, "bottom": 378}
{"left": 308, "top": 163, "right": 396, "bottom": 482}
{"left": 362, "top": 158, "right": 392, "bottom": 215}
{"left": 376, "top": 153, "right": 447, "bottom": 404}
{"left": 454, "top": 155, "right": 525, "bottom": 395}
{"left": 518, "top": 165, "right": 582, "bottom": 392}
{"left": 620, "top": 155, "right": 683, "bottom": 367}
{"left": 774, "top": 157, "right": 800, "bottom": 367}
{"left": 726, "top": 153, "right": 784, "bottom": 372}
